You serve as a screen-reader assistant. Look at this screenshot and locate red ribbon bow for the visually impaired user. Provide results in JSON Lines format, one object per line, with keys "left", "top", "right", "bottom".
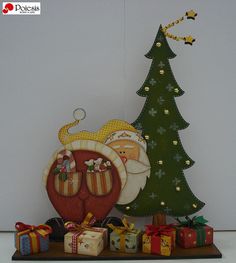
{"left": 15, "top": 222, "right": 52, "bottom": 237}
{"left": 64, "top": 213, "right": 97, "bottom": 254}
{"left": 145, "top": 224, "right": 174, "bottom": 237}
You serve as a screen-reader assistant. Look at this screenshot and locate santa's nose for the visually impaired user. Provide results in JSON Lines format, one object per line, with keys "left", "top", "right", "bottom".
{"left": 120, "top": 156, "right": 127, "bottom": 163}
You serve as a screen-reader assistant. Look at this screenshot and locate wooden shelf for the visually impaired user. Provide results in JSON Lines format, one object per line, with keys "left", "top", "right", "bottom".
{"left": 12, "top": 242, "right": 222, "bottom": 260}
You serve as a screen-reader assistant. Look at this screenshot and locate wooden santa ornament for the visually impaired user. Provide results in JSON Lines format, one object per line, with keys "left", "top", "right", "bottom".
{"left": 43, "top": 109, "right": 149, "bottom": 222}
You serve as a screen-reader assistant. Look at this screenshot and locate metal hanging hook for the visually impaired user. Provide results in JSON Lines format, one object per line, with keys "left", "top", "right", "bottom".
{"left": 73, "top": 108, "right": 86, "bottom": 121}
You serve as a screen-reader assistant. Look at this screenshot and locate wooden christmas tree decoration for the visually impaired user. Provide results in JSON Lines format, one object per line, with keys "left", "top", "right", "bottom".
{"left": 116, "top": 11, "right": 205, "bottom": 223}
{"left": 12, "top": 10, "right": 223, "bottom": 261}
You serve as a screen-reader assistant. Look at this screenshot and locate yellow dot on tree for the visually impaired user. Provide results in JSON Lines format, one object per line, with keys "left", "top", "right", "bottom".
{"left": 192, "top": 203, "right": 197, "bottom": 209}
{"left": 176, "top": 186, "right": 181, "bottom": 191}
{"left": 173, "top": 140, "right": 178, "bottom": 145}
{"left": 185, "top": 160, "right": 191, "bottom": 165}
{"left": 160, "top": 201, "right": 165, "bottom": 206}
{"left": 164, "top": 109, "right": 169, "bottom": 115}
{"left": 174, "top": 88, "right": 179, "bottom": 93}
{"left": 160, "top": 70, "right": 165, "bottom": 75}
{"left": 145, "top": 86, "right": 150, "bottom": 91}
{"left": 125, "top": 206, "right": 130, "bottom": 211}
{"left": 158, "top": 160, "right": 163, "bottom": 165}
{"left": 144, "top": 135, "right": 149, "bottom": 140}
{"left": 156, "top": 42, "right": 162, "bottom": 47}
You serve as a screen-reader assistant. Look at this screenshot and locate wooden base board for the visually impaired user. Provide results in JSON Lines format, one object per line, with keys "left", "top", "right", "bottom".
{"left": 12, "top": 242, "right": 222, "bottom": 260}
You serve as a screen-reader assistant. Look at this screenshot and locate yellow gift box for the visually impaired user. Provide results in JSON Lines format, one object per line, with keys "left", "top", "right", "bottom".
{"left": 142, "top": 225, "right": 176, "bottom": 256}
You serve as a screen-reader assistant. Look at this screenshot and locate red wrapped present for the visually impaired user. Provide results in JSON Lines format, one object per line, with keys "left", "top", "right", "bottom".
{"left": 175, "top": 216, "right": 213, "bottom": 248}
{"left": 142, "top": 225, "right": 176, "bottom": 256}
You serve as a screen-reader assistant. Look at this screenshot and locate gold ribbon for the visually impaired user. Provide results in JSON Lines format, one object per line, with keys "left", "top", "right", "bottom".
{"left": 108, "top": 218, "right": 136, "bottom": 251}
{"left": 64, "top": 212, "right": 96, "bottom": 232}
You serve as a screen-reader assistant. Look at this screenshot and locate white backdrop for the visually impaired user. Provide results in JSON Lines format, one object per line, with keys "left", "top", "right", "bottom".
{"left": 0, "top": 0, "right": 235, "bottom": 230}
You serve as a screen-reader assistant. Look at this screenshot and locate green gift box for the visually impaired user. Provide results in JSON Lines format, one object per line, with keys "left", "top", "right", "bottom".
{"left": 108, "top": 218, "right": 141, "bottom": 253}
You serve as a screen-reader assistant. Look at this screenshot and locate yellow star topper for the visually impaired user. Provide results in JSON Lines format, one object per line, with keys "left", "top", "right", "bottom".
{"left": 186, "top": 10, "right": 197, "bottom": 20}
{"left": 184, "top": 35, "right": 196, "bottom": 45}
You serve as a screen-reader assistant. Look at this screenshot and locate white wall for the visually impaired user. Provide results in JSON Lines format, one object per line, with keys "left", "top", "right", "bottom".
{"left": 0, "top": 0, "right": 235, "bottom": 230}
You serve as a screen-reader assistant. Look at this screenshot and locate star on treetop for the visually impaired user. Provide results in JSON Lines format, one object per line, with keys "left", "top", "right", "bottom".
{"left": 186, "top": 10, "right": 197, "bottom": 20}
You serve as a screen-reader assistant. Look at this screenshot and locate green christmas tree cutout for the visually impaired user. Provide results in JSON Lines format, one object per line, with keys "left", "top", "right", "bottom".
{"left": 116, "top": 25, "right": 205, "bottom": 217}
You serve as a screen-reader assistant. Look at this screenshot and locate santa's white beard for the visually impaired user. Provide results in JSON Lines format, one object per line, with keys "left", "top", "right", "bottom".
{"left": 117, "top": 157, "right": 151, "bottom": 205}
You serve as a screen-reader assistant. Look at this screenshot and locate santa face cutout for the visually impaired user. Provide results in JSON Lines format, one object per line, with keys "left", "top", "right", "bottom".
{"left": 108, "top": 139, "right": 140, "bottom": 162}
{"left": 105, "top": 131, "right": 151, "bottom": 205}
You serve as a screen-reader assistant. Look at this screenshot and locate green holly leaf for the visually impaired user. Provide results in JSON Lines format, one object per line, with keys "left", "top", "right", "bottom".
{"left": 53, "top": 167, "right": 60, "bottom": 175}
{"left": 59, "top": 173, "right": 68, "bottom": 182}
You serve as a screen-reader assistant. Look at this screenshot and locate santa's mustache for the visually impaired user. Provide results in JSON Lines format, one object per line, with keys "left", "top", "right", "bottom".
{"left": 125, "top": 159, "right": 150, "bottom": 174}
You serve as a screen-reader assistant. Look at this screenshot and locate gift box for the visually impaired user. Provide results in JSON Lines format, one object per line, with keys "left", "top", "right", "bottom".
{"left": 175, "top": 216, "right": 213, "bottom": 248}
{"left": 64, "top": 229, "right": 104, "bottom": 256}
{"left": 64, "top": 212, "right": 108, "bottom": 256}
{"left": 93, "top": 216, "right": 124, "bottom": 244}
{"left": 14, "top": 222, "right": 52, "bottom": 256}
{"left": 108, "top": 218, "right": 141, "bottom": 253}
{"left": 142, "top": 225, "right": 176, "bottom": 256}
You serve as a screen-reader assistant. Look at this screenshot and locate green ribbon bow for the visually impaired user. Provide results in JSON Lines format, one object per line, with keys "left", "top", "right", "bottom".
{"left": 176, "top": 216, "right": 208, "bottom": 228}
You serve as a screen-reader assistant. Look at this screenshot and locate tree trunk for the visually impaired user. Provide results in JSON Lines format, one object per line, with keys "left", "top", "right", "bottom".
{"left": 152, "top": 213, "right": 166, "bottom": 226}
